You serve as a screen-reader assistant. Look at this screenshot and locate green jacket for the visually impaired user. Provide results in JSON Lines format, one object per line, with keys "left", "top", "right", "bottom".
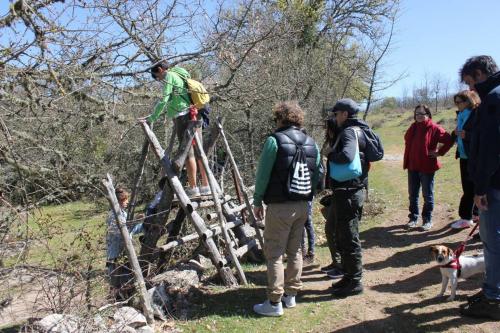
{"left": 148, "top": 67, "right": 191, "bottom": 122}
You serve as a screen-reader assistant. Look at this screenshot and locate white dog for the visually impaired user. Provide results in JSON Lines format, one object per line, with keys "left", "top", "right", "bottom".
{"left": 429, "top": 245, "right": 485, "bottom": 301}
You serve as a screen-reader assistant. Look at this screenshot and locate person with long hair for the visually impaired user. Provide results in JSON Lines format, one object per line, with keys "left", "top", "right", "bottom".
{"left": 403, "top": 104, "right": 453, "bottom": 231}
{"left": 450, "top": 90, "right": 481, "bottom": 229}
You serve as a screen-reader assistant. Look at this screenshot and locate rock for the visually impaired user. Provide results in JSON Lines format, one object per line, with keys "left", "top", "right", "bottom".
{"left": 136, "top": 326, "right": 155, "bottom": 333}
{"left": 109, "top": 322, "right": 137, "bottom": 333}
{"left": 148, "top": 284, "right": 171, "bottom": 320}
{"left": 113, "top": 306, "right": 147, "bottom": 328}
{"left": 34, "top": 314, "right": 80, "bottom": 333}
{"left": 150, "top": 269, "right": 199, "bottom": 288}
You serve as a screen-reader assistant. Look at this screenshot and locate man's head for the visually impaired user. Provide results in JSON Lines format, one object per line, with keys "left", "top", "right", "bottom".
{"left": 329, "top": 98, "right": 360, "bottom": 127}
{"left": 272, "top": 101, "right": 304, "bottom": 128}
{"left": 151, "top": 61, "right": 169, "bottom": 81}
{"left": 460, "top": 55, "right": 498, "bottom": 91}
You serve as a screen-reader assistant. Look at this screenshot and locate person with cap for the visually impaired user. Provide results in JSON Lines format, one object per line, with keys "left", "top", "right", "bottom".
{"left": 403, "top": 104, "right": 453, "bottom": 231}
{"left": 325, "top": 98, "right": 374, "bottom": 297}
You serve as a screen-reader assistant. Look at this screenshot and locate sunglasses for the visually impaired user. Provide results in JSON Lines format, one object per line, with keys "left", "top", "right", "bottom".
{"left": 415, "top": 112, "right": 427, "bottom": 116}
{"left": 455, "top": 100, "right": 466, "bottom": 104}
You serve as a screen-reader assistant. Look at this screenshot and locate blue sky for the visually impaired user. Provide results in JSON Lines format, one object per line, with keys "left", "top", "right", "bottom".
{"left": 382, "top": 0, "right": 500, "bottom": 97}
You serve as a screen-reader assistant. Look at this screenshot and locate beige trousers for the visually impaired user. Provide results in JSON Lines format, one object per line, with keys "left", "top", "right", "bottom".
{"left": 263, "top": 201, "right": 308, "bottom": 302}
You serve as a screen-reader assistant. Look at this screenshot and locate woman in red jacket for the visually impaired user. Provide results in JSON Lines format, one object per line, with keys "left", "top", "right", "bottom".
{"left": 403, "top": 104, "right": 453, "bottom": 230}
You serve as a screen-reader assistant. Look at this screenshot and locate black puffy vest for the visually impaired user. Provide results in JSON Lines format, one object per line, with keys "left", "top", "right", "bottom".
{"left": 263, "top": 126, "right": 318, "bottom": 204}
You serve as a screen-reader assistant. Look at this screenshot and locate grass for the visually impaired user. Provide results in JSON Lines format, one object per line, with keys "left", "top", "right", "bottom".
{"left": 2, "top": 107, "right": 469, "bottom": 332}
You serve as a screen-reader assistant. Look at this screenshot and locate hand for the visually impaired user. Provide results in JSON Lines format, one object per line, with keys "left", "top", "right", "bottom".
{"left": 137, "top": 117, "right": 148, "bottom": 123}
{"left": 474, "top": 194, "right": 488, "bottom": 210}
{"left": 428, "top": 150, "right": 439, "bottom": 158}
{"left": 253, "top": 206, "right": 264, "bottom": 221}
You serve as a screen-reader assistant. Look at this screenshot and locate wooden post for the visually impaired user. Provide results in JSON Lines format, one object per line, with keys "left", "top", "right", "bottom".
{"left": 127, "top": 138, "right": 150, "bottom": 221}
{"left": 215, "top": 118, "right": 265, "bottom": 249}
{"left": 139, "top": 121, "right": 237, "bottom": 287}
{"left": 102, "top": 174, "right": 154, "bottom": 325}
{"left": 193, "top": 131, "right": 247, "bottom": 284}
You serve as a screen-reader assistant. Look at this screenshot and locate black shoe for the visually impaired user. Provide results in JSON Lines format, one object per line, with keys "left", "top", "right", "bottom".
{"left": 471, "top": 233, "right": 481, "bottom": 243}
{"left": 326, "top": 268, "right": 344, "bottom": 280}
{"left": 459, "top": 295, "right": 500, "bottom": 320}
{"left": 332, "top": 280, "right": 364, "bottom": 298}
{"left": 467, "top": 290, "right": 483, "bottom": 303}
{"left": 331, "top": 277, "right": 351, "bottom": 291}
{"left": 321, "top": 263, "right": 336, "bottom": 273}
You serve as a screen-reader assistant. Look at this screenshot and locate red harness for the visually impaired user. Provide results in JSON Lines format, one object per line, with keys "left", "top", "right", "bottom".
{"left": 439, "top": 223, "right": 480, "bottom": 277}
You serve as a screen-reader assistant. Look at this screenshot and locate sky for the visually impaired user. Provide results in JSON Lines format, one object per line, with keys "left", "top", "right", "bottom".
{"left": 382, "top": 0, "right": 500, "bottom": 97}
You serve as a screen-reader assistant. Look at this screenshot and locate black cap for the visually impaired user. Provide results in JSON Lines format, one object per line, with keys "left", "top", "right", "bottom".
{"left": 331, "top": 98, "right": 360, "bottom": 117}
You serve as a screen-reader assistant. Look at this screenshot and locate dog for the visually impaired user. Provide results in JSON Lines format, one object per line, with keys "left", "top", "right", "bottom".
{"left": 429, "top": 245, "right": 485, "bottom": 301}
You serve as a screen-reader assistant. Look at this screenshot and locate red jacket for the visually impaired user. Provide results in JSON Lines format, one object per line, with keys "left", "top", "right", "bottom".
{"left": 403, "top": 119, "right": 453, "bottom": 173}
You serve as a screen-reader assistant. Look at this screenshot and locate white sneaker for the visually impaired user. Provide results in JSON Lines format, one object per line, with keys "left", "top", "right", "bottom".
{"left": 451, "top": 219, "right": 474, "bottom": 229}
{"left": 422, "top": 221, "right": 433, "bottom": 231}
{"left": 199, "top": 185, "right": 212, "bottom": 196}
{"left": 185, "top": 187, "right": 200, "bottom": 198}
{"left": 282, "top": 295, "right": 296, "bottom": 308}
{"left": 253, "top": 300, "right": 283, "bottom": 316}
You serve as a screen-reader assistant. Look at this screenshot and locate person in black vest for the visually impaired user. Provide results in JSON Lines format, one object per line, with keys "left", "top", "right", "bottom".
{"left": 326, "top": 98, "right": 371, "bottom": 297}
{"left": 252, "top": 101, "right": 320, "bottom": 316}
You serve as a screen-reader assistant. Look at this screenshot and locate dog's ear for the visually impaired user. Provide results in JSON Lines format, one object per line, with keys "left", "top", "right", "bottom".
{"left": 429, "top": 245, "right": 438, "bottom": 257}
{"left": 444, "top": 246, "right": 453, "bottom": 257}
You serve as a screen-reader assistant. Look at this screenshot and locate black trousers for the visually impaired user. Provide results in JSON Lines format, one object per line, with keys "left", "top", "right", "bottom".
{"left": 459, "top": 158, "right": 478, "bottom": 220}
{"left": 330, "top": 188, "right": 365, "bottom": 282}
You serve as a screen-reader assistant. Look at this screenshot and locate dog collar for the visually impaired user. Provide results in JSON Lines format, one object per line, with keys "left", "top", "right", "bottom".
{"left": 440, "top": 257, "right": 462, "bottom": 277}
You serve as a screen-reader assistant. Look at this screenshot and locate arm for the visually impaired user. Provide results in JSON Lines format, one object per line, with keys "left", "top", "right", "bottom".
{"left": 311, "top": 143, "right": 321, "bottom": 191}
{"left": 436, "top": 127, "right": 454, "bottom": 156}
{"left": 147, "top": 74, "right": 174, "bottom": 123}
{"left": 253, "top": 136, "right": 278, "bottom": 207}
{"left": 328, "top": 128, "right": 357, "bottom": 164}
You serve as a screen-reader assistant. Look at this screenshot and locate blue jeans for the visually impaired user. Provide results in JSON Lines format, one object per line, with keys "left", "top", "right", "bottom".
{"left": 301, "top": 201, "right": 315, "bottom": 254}
{"left": 408, "top": 171, "right": 435, "bottom": 223}
{"left": 479, "top": 188, "right": 500, "bottom": 300}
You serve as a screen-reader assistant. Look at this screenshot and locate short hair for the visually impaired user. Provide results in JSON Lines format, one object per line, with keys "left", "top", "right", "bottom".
{"left": 115, "top": 187, "right": 129, "bottom": 202}
{"left": 151, "top": 61, "right": 169, "bottom": 79}
{"left": 414, "top": 104, "right": 432, "bottom": 120}
{"left": 453, "top": 90, "right": 481, "bottom": 110}
{"left": 460, "top": 55, "right": 498, "bottom": 81}
{"left": 273, "top": 101, "right": 304, "bottom": 127}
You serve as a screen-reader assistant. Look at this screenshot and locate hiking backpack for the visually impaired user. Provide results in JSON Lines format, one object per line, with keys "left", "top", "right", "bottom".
{"left": 286, "top": 143, "right": 313, "bottom": 201}
{"left": 362, "top": 127, "right": 384, "bottom": 162}
{"left": 185, "top": 78, "right": 210, "bottom": 109}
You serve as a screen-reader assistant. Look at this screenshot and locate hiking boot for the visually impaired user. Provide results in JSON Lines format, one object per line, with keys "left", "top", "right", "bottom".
{"left": 282, "top": 294, "right": 296, "bottom": 308}
{"left": 451, "top": 219, "right": 474, "bottom": 229}
{"left": 332, "top": 279, "right": 364, "bottom": 297}
{"left": 185, "top": 187, "right": 200, "bottom": 198}
{"left": 459, "top": 295, "right": 500, "bottom": 320}
{"left": 321, "top": 263, "right": 336, "bottom": 273}
{"left": 406, "top": 220, "right": 418, "bottom": 229}
{"left": 331, "top": 277, "right": 351, "bottom": 291}
{"left": 253, "top": 300, "right": 283, "bottom": 317}
{"left": 303, "top": 253, "right": 315, "bottom": 266}
{"left": 199, "top": 185, "right": 212, "bottom": 196}
{"left": 422, "top": 221, "right": 433, "bottom": 231}
{"left": 326, "top": 267, "right": 344, "bottom": 280}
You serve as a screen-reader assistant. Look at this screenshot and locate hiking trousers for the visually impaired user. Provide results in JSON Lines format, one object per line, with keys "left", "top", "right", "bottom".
{"left": 332, "top": 188, "right": 365, "bottom": 282}
{"left": 263, "top": 201, "right": 308, "bottom": 303}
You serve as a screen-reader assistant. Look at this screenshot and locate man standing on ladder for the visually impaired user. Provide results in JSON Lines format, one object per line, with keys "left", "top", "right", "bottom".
{"left": 145, "top": 62, "right": 210, "bottom": 197}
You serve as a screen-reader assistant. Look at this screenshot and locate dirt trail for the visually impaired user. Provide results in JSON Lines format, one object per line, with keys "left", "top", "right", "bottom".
{"left": 299, "top": 203, "right": 499, "bottom": 332}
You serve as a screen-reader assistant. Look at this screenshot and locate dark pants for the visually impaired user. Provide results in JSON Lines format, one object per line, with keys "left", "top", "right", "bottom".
{"left": 325, "top": 200, "right": 342, "bottom": 269}
{"left": 301, "top": 201, "right": 315, "bottom": 254}
{"left": 332, "top": 188, "right": 365, "bottom": 282}
{"left": 408, "top": 170, "right": 435, "bottom": 223}
{"left": 458, "top": 158, "right": 478, "bottom": 220}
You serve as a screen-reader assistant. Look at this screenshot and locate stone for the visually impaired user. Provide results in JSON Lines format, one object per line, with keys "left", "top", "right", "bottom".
{"left": 136, "top": 326, "right": 155, "bottom": 333}
{"left": 150, "top": 269, "right": 199, "bottom": 289}
{"left": 113, "top": 306, "right": 147, "bottom": 328}
{"left": 34, "top": 314, "right": 80, "bottom": 333}
{"left": 147, "top": 284, "right": 171, "bottom": 320}
{"left": 109, "top": 322, "right": 137, "bottom": 333}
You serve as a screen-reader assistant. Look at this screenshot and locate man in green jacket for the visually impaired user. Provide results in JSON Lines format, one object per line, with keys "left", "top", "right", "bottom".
{"left": 148, "top": 62, "right": 209, "bottom": 197}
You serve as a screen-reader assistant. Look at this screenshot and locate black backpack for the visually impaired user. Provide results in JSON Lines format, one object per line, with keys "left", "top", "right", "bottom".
{"left": 286, "top": 143, "right": 312, "bottom": 201}
{"left": 362, "top": 127, "right": 384, "bottom": 162}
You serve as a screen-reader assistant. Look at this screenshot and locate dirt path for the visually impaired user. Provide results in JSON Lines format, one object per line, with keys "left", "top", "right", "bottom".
{"left": 299, "top": 203, "right": 499, "bottom": 332}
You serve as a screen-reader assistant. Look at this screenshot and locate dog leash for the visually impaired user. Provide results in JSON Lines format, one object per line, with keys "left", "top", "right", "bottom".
{"left": 442, "top": 222, "right": 480, "bottom": 276}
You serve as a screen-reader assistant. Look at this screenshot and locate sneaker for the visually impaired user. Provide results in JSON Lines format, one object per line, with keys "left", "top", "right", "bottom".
{"left": 422, "top": 221, "right": 433, "bottom": 231}
{"left": 253, "top": 300, "right": 283, "bottom": 317}
{"left": 406, "top": 220, "right": 418, "bottom": 229}
{"left": 282, "top": 294, "right": 296, "bottom": 308}
{"left": 332, "top": 279, "right": 363, "bottom": 297}
{"left": 185, "top": 187, "right": 200, "bottom": 198}
{"left": 459, "top": 295, "right": 500, "bottom": 320}
{"left": 326, "top": 268, "right": 344, "bottom": 280}
{"left": 451, "top": 219, "right": 474, "bottom": 229}
{"left": 321, "top": 263, "right": 336, "bottom": 273}
{"left": 331, "top": 277, "right": 351, "bottom": 291}
{"left": 467, "top": 290, "right": 484, "bottom": 303}
{"left": 199, "top": 185, "right": 212, "bottom": 196}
